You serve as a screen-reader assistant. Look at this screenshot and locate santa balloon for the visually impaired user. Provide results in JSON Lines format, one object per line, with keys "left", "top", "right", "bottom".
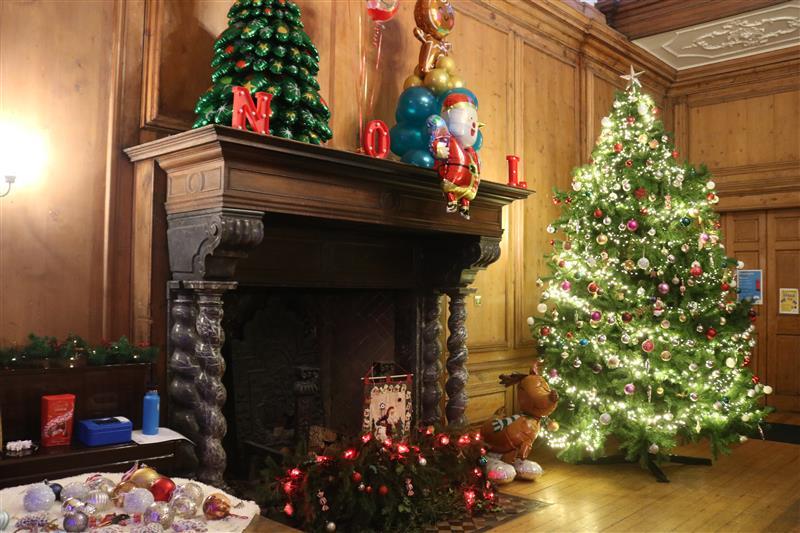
{"left": 427, "top": 92, "right": 481, "bottom": 219}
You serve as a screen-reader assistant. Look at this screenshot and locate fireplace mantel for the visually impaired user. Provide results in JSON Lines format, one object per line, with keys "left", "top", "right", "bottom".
{"left": 125, "top": 125, "right": 531, "bottom": 486}
{"left": 126, "top": 124, "right": 529, "bottom": 238}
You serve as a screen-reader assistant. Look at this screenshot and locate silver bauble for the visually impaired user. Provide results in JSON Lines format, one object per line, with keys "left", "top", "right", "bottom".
{"left": 144, "top": 501, "right": 175, "bottom": 528}
{"left": 61, "top": 482, "right": 89, "bottom": 502}
{"left": 0, "top": 511, "right": 9, "bottom": 532}
{"left": 86, "top": 489, "right": 111, "bottom": 512}
{"left": 63, "top": 511, "right": 89, "bottom": 533}
{"left": 62, "top": 497, "right": 84, "bottom": 514}
{"left": 87, "top": 477, "right": 116, "bottom": 495}
{"left": 24, "top": 483, "right": 56, "bottom": 512}
{"left": 326, "top": 522, "right": 337, "bottom": 532}
{"left": 174, "top": 482, "right": 205, "bottom": 508}
{"left": 170, "top": 495, "right": 198, "bottom": 519}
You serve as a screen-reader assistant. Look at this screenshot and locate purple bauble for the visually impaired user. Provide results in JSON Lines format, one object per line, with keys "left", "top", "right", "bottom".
{"left": 658, "top": 283, "right": 670, "bottom": 295}
{"left": 624, "top": 383, "right": 636, "bottom": 395}
{"left": 590, "top": 311, "right": 602, "bottom": 321}
{"left": 561, "top": 281, "right": 572, "bottom": 291}
{"left": 626, "top": 219, "right": 639, "bottom": 231}
{"left": 548, "top": 368, "right": 559, "bottom": 379}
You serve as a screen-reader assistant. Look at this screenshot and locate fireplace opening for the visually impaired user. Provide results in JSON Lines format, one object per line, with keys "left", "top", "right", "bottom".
{"left": 221, "top": 287, "right": 421, "bottom": 475}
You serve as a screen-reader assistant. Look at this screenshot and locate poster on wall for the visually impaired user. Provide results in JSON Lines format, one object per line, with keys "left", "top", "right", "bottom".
{"left": 779, "top": 288, "right": 799, "bottom": 315}
{"left": 737, "top": 270, "right": 763, "bottom": 305}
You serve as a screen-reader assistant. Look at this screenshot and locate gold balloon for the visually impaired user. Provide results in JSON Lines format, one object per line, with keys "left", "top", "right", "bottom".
{"left": 424, "top": 68, "right": 450, "bottom": 95}
{"left": 129, "top": 466, "right": 162, "bottom": 488}
{"left": 435, "top": 55, "right": 457, "bottom": 74}
{"left": 448, "top": 75, "right": 464, "bottom": 89}
{"left": 111, "top": 481, "right": 136, "bottom": 507}
{"left": 403, "top": 75, "right": 423, "bottom": 90}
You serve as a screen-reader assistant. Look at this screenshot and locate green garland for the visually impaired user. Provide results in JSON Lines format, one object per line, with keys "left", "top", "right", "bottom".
{"left": 0, "top": 333, "right": 158, "bottom": 369}
{"left": 260, "top": 427, "right": 499, "bottom": 532}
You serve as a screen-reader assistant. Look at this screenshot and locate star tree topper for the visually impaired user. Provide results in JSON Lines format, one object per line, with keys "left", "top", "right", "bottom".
{"left": 620, "top": 65, "right": 644, "bottom": 88}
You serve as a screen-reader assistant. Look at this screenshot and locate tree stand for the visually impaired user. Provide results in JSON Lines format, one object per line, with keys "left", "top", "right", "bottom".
{"left": 577, "top": 453, "right": 712, "bottom": 483}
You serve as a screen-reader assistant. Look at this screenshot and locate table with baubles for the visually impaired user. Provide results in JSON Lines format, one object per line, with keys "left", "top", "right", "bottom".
{"left": 0, "top": 465, "right": 259, "bottom": 533}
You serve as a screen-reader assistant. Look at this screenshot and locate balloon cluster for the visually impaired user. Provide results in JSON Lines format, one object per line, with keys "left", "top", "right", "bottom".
{"left": 404, "top": 55, "right": 464, "bottom": 95}
{"left": 390, "top": 86, "right": 482, "bottom": 168}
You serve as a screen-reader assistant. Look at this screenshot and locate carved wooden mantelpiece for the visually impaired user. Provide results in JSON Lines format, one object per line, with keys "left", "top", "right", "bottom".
{"left": 125, "top": 125, "right": 531, "bottom": 485}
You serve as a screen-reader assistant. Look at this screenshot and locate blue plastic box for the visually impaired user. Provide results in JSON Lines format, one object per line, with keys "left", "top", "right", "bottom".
{"left": 76, "top": 416, "right": 133, "bottom": 447}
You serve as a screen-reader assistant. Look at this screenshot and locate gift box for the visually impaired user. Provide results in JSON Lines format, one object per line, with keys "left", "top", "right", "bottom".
{"left": 77, "top": 416, "right": 132, "bottom": 447}
{"left": 41, "top": 393, "right": 75, "bottom": 446}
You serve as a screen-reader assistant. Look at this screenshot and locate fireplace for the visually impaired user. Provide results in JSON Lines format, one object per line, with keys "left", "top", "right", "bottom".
{"left": 125, "top": 125, "right": 530, "bottom": 486}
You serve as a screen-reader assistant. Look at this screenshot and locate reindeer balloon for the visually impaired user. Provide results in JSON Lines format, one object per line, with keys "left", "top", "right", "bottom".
{"left": 479, "top": 361, "right": 559, "bottom": 484}
{"left": 427, "top": 92, "right": 482, "bottom": 219}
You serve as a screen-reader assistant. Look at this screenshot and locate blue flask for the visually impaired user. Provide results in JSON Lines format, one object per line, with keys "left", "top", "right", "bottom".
{"left": 142, "top": 389, "right": 160, "bottom": 435}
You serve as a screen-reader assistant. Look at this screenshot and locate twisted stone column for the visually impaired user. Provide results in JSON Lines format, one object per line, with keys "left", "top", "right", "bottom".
{"left": 445, "top": 290, "right": 469, "bottom": 425}
{"left": 421, "top": 292, "right": 443, "bottom": 425}
{"left": 168, "top": 288, "right": 201, "bottom": 471}
{"left": 184, "top": 281, "right": 236, "bottom": 488}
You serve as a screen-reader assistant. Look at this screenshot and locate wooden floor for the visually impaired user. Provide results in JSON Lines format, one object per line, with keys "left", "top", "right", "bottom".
{"left": 251, "top": 439, "right": 799, "bottom": 532}
{"left": 497, "top": 439, "right": 800, "bottom": 533}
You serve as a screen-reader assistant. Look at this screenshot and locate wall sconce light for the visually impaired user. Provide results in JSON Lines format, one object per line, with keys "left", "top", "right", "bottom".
{"left": 1, "top": 175, "right": 15, "bottom": 198}
{"left": 0, "top": 120, "right": 47, "bottom": 196}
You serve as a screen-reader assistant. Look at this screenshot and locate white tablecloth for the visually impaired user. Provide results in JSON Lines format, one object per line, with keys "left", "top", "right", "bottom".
{"left": 0, "top": 472, "right": 258, "bottom": 532}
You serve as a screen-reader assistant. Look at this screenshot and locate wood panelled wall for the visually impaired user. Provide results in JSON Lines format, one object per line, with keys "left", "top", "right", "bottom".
{"left": 1, "top": 0, "right": 795, "bottom": 423}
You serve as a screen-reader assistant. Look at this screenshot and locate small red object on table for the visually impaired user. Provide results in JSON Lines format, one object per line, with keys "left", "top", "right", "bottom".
{"left": 41, "top": 393, "right": 75, "bottom": 447}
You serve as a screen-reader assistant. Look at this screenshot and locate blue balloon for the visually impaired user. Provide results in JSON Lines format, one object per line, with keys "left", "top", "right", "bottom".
{"left": 395, "top": 87, "right": 438, "bottom": 125}
{"left": 472, "top": 130, "right": 484, "bottom": 152}
{"left": 402, "top": 149, "right": 435, "bottom": 169}
{"left": 390, "top": 123, "right": 427, "bottom": 156}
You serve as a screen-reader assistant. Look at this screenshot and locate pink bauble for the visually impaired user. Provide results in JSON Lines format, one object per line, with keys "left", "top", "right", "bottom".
{"left": 548, "top": 368, "right": 559, "bottom": 378}
{"left": 641, "top": 339, "right": 654, "bottom": 353}
{"left": 561, "top": 281, "right": 572, "bottom": 291}
{"left": 624, "top": 384, "right": 636, "bottom": 395}
{"left": 626, "top": 219, "right": 639, "bottom": 231}
{"left": 590, "top": 311, "right": 602, "bottom": 321}
{"left": 657, "top": 283, "right": 670, "bottom": 294}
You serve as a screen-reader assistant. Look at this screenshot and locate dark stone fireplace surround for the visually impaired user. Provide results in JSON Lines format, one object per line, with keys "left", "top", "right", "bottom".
{"left": 125, "top": 125, "right": 530, "bottom": 487}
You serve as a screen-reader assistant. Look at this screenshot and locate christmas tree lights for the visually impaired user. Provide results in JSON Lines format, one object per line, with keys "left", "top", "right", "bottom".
{"left": 531, "top": 68, "right": 771, "bottom": 464}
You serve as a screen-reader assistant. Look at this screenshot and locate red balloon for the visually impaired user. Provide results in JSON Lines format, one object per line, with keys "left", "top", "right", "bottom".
{"left": 366, "top": 0, "right": 399, "bottom": 22}
{"left": 149, "top": 477, "right": 176, "bottom": 502}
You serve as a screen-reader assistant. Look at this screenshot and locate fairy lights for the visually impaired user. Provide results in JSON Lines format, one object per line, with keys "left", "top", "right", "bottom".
{"left": 530, "top": 78, "right": 770, "bottom": 462}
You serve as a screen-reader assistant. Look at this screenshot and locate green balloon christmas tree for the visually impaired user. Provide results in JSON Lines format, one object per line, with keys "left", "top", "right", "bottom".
{"left": 531, "top": 68, "right": 771, "bottom": 465}
{"left": 193, "top": 0, "right": 332, "bottom": 144}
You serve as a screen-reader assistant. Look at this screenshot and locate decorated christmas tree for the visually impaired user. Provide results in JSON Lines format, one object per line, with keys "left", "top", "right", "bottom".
{"left": 531, "top": 68, "right": 772, "bottom": 465}
{"left": 193, "top": 0, "right": 332, "bottom": 144}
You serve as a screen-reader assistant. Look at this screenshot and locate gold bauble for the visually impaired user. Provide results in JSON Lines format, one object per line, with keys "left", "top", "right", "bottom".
{"left": 660, "top": 350, "right": 672, "bottom": 361}
{"left": 423, "top": 68, "right": 450, "bottom": 95}
{"left": 129, "top": 466, "right": 162, "bottom": 488}
{"left": 615, "top": 292, "right": 625, "bottom": 301}
{"left": 547, "top": 420, "right": 560, "bottom": 432}
{"left": 623, "top": 259, "right": 635, "bottom": 271}
{"left": 656, "top": 387, "right": 664, "bottom": 395}
{"left": 435, "top": 55, "right": 457, "bottom": 73}
{"left": 596, "top": 234, "right": 608, "bottom": 245}
{"left": 403, "top": 75, "right": 423, "bottom": 90}
{"left": 111, "top": 481, "right": 136, "bottom": 506}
